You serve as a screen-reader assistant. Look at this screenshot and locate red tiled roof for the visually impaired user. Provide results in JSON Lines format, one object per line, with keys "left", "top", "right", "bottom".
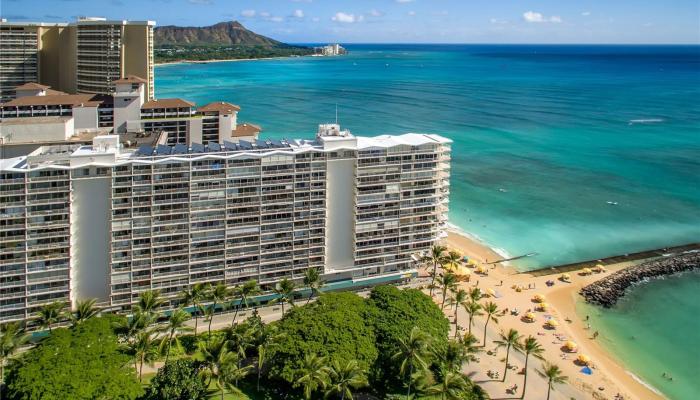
{"left": 198, "top": 101, "right": 241, "bottom": 114}
{"left": 1, "top": 94, "right": 105, "bottom": 107}
{"left": 233, "top": 122, "right": 262, "bottom": 137}
{"left": 142, "top": 98, "right": 195, "bottom": 109}
{"left": 113, "top": 75, "right": 148, "bottom": 84}
{"left": 15, "top": 82, "right": 51, "bottom": 91}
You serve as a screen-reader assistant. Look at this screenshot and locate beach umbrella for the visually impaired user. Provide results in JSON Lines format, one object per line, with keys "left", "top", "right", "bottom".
{"left": 532, "top": 294, "right": 545, "bottom": 303}
{"left": 524, "top": 312, "right": 536, "bottom": 322}
{"left": 537, "top": 302, "right": 549, "bottom": 311}
{"left": 582, "top": 268, "right": 592, "bottom": 275}
{"left": 565, "top": 341, "right": 578, "bottom": 352}
{"left": 577, "top": 354, "right": 590, "bottom": 365}
{"left": 486, "top": 288, "right": 496, "bottom": 297}
{"left": 476, "top": 265, "right": 487, "bottom": 274}
{"left": 545, "top": 319, "right": 559, "bottom": 328}
{"left": 561, "top": 273, "right": 571, "bottom": 281}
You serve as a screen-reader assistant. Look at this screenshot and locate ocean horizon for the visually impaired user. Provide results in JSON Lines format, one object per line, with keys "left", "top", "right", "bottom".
{"left": 156, "top": 44, "right": 699, "bottom": 399}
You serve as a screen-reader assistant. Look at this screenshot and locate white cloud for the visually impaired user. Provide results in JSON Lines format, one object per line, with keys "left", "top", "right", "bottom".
{"left": 332, "top": 12, "right": 363, "bottom": 23}
{"left": 523, "top": 11, "right": 562, "bottom": 23}
{"left": 368, "top": 9, "right": 384, "bottom": 17}
{"left": 408, "top": 11, "right": 416, "bottom": 16}
{"left": 581, "top": 11, "right": 591, "bottom": 16}
{"left": 269, "top": 16, "right": 284, "bottom": 23}
{"left": 292, "top": 9, "right": 304, "bottom": 18}
{"left": 259, "top": 11, "right": 271, "bottom": 18}
{"left": 490, "top": 18, "right": 508, "bottom": 25}
{"left": 395, "top": 0, "right": 414, "bottom": 3}
{"left": 240, "top": 9, "right": 256, "bottom": 18}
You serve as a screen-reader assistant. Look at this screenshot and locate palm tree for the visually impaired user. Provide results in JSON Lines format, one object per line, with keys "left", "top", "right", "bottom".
{"left": 71, "top": 298, "right": 100, "bottom": 325}
{"left": 254, "top": 322, "right": 286, "bottom": 391}
{"left": 324, "top": 359, "right": 368, "bottom": 400}
{"left": 443, "top": 250, "right": 462, "bottom": 272}
{"left": 468, "top": 287, "right": 482, "bottom": 303}
{"left": 224, "top": 323, "right": 255, "bottom": 371}
{"left": 0, "top": 322, "right": 29, "bottom": 387}
{"left": 181, "top": 282, "right": 208, "bottom": 337}
{"left": 37, "top": 301, "right": 65, "bottom": 332}
{"left": 303, "top": 268, "right": 325, "bottom": 305}
{"left": 200, "top": 336, "right": 237, "bottom": 400}
{"left": 537, "top": 362, "right": 568, "bottom": 400}
{"left": 518, "top": 336, "right": 545, "bottom": 399}
{"left": 480, "top": 301, "right": 499, "bottom": 347}
{"left": 436, "top": 339, "right": 470, "bottom": 373}
{"left": 448, "top": 289, "right": 469, "bottom": 338}
{"left": 426, "top": 366, "right": 470, "bottom": 400}
{"left": 295, "top": 353, "right": 331, "bottom": 400}
{"left": 114, "top": 310, "right": 154, "bottom": 341}
{"left": 207, "top": 283, "right": 231, "bottom": 337}
{"left": 128, "top": 329, "right": 159, "bottom": 382}
{"left": 221, "top": 358, "right": 253, "bottom": 399}
{"left": 136, "top": 289, "right": 164, "bottom": 318}
{"left": 459, "top": 332, "right": 481, "bottom": 365}
{"left": 494, "top": 328, "right": 521, "bottom": 382}
{"left": 437, "top": 272, "right": 458, "bottom": 310}
{"left": 391, "top": 327, "right": 432, "bottom": 399}
{"left": 463, "top": 301, "right": 483, "bottom": 335}
{"left": 274, "top": 278, "right": 296, "bottom": 316}
{"left": 423, "top": 245, "right": 447, "bottom": 297}
{"left": 231, "top": 279, "right": 260, "bottom": 326}
{"left": 161, "top": 308, "right": 192, "bottom": 364}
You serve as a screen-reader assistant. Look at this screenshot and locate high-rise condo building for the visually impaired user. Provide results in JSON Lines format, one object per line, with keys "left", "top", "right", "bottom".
{"left": 0, "top": 18, "right": 154, "bottom": 101}
{"left": 0, "top": 127, "right": 451, "bottom": 324}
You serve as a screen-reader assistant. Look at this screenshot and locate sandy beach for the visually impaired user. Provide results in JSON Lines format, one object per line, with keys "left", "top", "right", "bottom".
{"left": 437, "top": 230, "right": 666, "bottom": 400}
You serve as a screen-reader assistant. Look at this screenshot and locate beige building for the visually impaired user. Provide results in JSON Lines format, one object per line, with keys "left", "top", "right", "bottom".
{"left": 0, "top": 17, "right": 154, "bottom": 101}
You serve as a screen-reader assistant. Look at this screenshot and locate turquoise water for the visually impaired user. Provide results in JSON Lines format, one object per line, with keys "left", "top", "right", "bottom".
{"left": 156, "top": 45, "right": 700, "bottom": 399}
{"left": 579, "top": 270, "right": 700, "bottom": 400}
{"left": 156, "top": 44, "right": 700, "bottom": 270}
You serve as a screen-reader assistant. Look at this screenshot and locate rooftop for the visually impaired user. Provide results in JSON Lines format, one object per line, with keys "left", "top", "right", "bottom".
{"left": 142, "top": 98, "right": 195, "bottom": 109}
{"left": 15, "top": 83, "right": 50, "bottom": 91}
{"left": 113, "top": 75, "right": 148, "bottom": 85}
{"left": 198, "top": 101, "right": 241, "bottom": 114}
{"left": 1, "top": 94, "right": 107, "bottom": 107}
{"left": 233, "top": 122, "right": 262, "bottom": 137}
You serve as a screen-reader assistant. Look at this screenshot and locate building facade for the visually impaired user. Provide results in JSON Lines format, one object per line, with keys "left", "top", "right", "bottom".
{"left": 0, "top": 127, "right": 451, "bottom": 324}
{"left": 0, "top": 17, "right": 154, "bottom": 101}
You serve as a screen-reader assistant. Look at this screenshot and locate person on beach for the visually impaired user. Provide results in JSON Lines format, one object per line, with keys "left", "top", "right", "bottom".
{"left": 593, "top": 330, "right": 599, "bottom": 339}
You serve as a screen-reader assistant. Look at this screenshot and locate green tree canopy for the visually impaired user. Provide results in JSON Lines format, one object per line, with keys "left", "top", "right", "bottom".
{"left": 268, "top": 292, "right": 378, "bottom": 384}
{"left": 366, "top": 285, "right": 450, "bottom": 388}
{"left": 144, "top": 359, "right": 208, "bottom": 400}
{"left": 4, "top": 316, "right": 142, "bottom": 400}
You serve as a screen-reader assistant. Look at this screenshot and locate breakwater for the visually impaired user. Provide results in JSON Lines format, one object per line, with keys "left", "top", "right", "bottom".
{"left": 580, "top": 252, "right": 700, "bottom": 308}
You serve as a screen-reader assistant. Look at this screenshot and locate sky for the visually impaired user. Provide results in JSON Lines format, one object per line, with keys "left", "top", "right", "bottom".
{"left": 2, "top": 0, "right": 699, "bottom": 44}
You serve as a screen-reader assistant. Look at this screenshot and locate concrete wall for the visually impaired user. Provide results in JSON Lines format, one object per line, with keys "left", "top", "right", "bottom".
{"left": 72, "top": 106, "right": 99, "bottom": 131}
{"left": 70, "top": 176, "right": 111, "bottom": 306}
{"left": 218, "top": 114, "right": 234, "bottom": 142}
{"left": 113, "top": 85, "right": 144, "bottom": 133}
{"left": 38, "top": 25, "right": 76, "bottom": 93}
{"left": 0, "top": 118, "right": 73, "bottom": 143}
{"left": 188, "top": 118, "right": 203, "bottom": 145}
{"left": 325, "top": 158, "right": 356, "bottom": 272}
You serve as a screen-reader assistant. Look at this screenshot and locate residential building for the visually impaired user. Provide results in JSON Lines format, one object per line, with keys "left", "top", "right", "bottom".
{"left": 0, "top": 17, "right": 154, "bottom": 101}
{"left": 0, "top": 126, "right": 451, "bottom": 324}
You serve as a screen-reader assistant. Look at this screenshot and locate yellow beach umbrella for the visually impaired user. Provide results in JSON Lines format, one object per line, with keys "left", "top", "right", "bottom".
{"left": 537, "top": 302, "right": 549, "bottom": 311}
{"left": 486, "top": 288, "right": 496, "bottom": 297}
{"left": 545, "top": 319, "right": 559, "bottom": 328}
{"left": 565, "top": 341, "right": 578, "bottom": 352}
{"left": 457, "top": 265, "right": 471, "bottom": 276}
{"left": 524, "top": 312, "right": 536, "bottom": 321}
{"left": 582, "top": 267, "right": 592, "bottom": 275}
{"left": 532, "top": 294, "right": 545, "bottom": 303}
{"left": 476, "top": 265, "right": 487, "bottom": 274}
{"left": 561, "top": 273, "right": 571, "bottom": 281}
{"left": 577, "top": 354, "right": 591, "bottom": 365}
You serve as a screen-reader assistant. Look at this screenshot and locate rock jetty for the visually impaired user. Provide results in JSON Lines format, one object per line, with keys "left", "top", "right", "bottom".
{"left": 580, "top": 252, "right": 700, "bottom": 308}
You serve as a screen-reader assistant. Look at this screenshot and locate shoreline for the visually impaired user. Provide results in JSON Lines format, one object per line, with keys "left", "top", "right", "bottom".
{"left": 155, "top": 55, "right": 313, "bottom": 67}
{"left": 444, "top": 229, "right": 666, "bottom": 400}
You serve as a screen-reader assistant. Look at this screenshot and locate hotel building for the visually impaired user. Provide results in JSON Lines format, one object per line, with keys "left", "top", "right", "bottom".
{"left": 0, "top": 126, "right": 451, "bottom": 324}
{"left": 0, "top": 18, "right": 154, "bottom": 101}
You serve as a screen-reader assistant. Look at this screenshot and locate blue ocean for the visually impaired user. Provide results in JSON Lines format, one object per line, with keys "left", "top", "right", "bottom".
{"left": 156, "top": 45, "right": 700, "bottom": 399}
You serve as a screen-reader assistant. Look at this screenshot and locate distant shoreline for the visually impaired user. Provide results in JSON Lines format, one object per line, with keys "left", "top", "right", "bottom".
{"left": 155, "top": 54, "right": 320, "bottom": 67}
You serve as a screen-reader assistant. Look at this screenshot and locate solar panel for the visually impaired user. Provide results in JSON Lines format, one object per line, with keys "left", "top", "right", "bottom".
{"left": 137, "top": 145, "right": 153, "bottom": 156}
{"left": 191, "top": 143, "right": 205, "bottom": 153}
{"left": 156, "top": 145, "right": 172, "bottom": 156}
{"left": 255, "top": 140, "right": 269, "bottom": 149}
{"left": 270, "top": 139, "right": 285, "bottom": 148}
{"left": 207, "top": 142, "right": 221, "bottom": 152}
{"left": 238, "top": 140, "right": 252, "bottom": 150}
{"left": 223, "top": 140, "right": 239, "bottom": 151}
{"left": 173, "top": 144, "right": 188, "bottom": 154}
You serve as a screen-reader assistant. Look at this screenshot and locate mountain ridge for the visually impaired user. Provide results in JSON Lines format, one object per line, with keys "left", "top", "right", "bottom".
{"left": 154, "top": 20, "right": 284, "bottom": 47}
